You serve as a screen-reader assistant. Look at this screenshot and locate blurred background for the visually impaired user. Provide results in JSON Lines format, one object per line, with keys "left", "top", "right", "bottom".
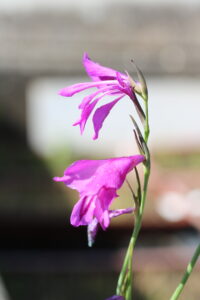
{"left": 0, "top": 0, "right": 200, "bottom": 299}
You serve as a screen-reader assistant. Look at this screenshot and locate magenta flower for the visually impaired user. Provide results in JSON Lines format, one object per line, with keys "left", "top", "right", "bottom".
{"left": 53, "top": 155, "right": 145, "bottom": 230}
{"left": 59, "top": 53, "right": 144, "bottom": 139}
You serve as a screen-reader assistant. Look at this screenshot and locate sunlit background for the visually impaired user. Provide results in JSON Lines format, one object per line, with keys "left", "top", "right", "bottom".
{"left": 0, "top": 0, "right": 200, "bottom": 299}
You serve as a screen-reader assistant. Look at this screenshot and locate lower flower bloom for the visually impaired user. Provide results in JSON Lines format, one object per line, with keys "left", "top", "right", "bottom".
{"left": 53, "top": 155, "right": 145, "bottom": 231}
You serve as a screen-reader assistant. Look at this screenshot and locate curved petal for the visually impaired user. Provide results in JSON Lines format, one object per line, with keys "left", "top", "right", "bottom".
{"left": 73, "top": 97, "right": 99, "bottom": 134}
{"left": 109, "top": 207, "right": 134, "bottom": 219}
{"left": 87, "top": 207, "right": 134, "bottom": 247}
{"left": 53, "top": 159, "right": 104, "bottom": 193}
{"left": 83, "top": 52, "right": 125, "bottom": 81}
{"left": 74, "top": 90, "right": 122, "bottom": 135}
{"left": 53, "top": 155, "right": 145, "bottom": 194}
{"left": 78, "top": 85, "right": 120, "bottom": 110}
{"left": 59, "top": 80, "right": 117, "bottom": 97}
{"left": 92, "top": 95, "right": 124, "bottom": 140}
{"left": 85, "top": 155, "right": 145, "bottom": 191}
{"left": 70, "top": 195, "right": 96, "bottom": 226}
{"left": 116, "top": 71, "right": 127, "bottom": 88}
{"left": 94, "top": 187, "right": 118, "bottom": 230}
{"left": 78, "top": 87, "right": 109, "bottom": 110}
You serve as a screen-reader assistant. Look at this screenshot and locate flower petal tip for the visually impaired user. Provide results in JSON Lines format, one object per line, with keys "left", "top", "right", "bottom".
{"left": 53, "top": 176, "right": 60, "bottom": 182}
{"left": 58, "top": 89, "right": 67, "bottom": 97}
{"left": 83, "top": 52, "right": 90, "bottom": 62}
{"left": 92, "top": 134, "right": 98, "bottom": 140}
{"left": 72, "top": 120, "right": 79, "bottom": 127}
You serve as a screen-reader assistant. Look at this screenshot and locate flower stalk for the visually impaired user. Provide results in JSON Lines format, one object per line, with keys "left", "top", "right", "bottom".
{"left": 170, "top": 243, "right": 200, "bottom": 300}
{"left": 116, "top": 92, "right": 150, "bottom": 300}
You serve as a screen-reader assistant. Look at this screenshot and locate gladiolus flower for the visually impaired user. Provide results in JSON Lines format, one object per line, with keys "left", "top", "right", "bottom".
{"left": 53, "top": 155, "right": 145, "bottom": 230}
{"left": 59, "top": 53, "right": 144, "bottom": 139}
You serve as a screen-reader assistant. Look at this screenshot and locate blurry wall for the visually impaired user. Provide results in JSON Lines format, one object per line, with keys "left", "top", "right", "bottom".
{"left": 0, "top": 2, "right": 200, "bottom": 129}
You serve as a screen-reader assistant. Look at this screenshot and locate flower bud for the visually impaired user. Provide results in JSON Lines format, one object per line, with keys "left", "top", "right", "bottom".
{"left": 129, "top": 60, "right": 148, "bottom": 101}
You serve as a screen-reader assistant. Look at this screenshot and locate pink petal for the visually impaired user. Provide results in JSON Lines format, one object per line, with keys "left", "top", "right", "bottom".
{"left": 54, "top": 159, "right": 104, "bottom": 193}
{"left": 53, "top": 156, "right": 145, "bottom": 195}
{"left": 109, "top": 207, "right": 134, "bottom": 218}
{"left": 53, "top": 175, "right": 68, "bottom": 182}
{"left": 87, "top": 207, "right": 134, "bottom": 247}
{"left": 78, "top": 86, "right": 120, "bottom": 110}
{"left": 116, "top": 71, "right": 127, "bottom": 88}
{"left": 92, "top": 95, "right": 124, "bottom": 140}
{"left": 86, "top": 156, "right": 145, "bottom": 191}
{"left": 70, "top": 195, "right": 96, "bottom": 226}
{"left": 59, "top": 80, "right": 118, "bottom": 97}
{"left": 94, "top": 187, "right": 118, "bottom": 230}
{"left": 73, "top": 97, "right": 99, "bottom": 134}
{"left": 78, "top": 87, "right": 108, "bottom": 110}
{"left": 74, "top": 90, "right": 122, "bottom": 135}
{"left": 83, "top": 52, "right": 123, "bottom": 81}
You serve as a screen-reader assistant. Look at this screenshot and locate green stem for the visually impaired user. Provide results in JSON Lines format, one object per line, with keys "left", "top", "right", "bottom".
{"left": 116, "top": 98, "right": 150, "bottom": 300}
{"left": 170, "top": 243, "right": 200, "bottom": 300}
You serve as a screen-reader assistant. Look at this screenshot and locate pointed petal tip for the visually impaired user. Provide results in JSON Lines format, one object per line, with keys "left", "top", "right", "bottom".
{"left": 72, "top": 124, "right": 82, "bottom": 136}
{"left": 58, "top": 88, "right": 68, "bottom": 97}
{"left": 72, "top": 120, "right": 80, "bottom": 126}
{"left": 80, "top": 128, "right": 84, "bottom": 135}
{"left": 70, "top": 219, "right": 80, "bottom": 227}
{"left": 83, "top": 52, "right": 91, "bottom": 65}
{"left": 53, "top": 176, "right": 61, "bottom": 182}
{"left": 53, "top": 175, "right": 70, "bottom": 182}
{"left": 100, "top": 222, "right": 109, "bottom": 231}
{"left": 58, "top": 89, "right": 64, "bottom": 96}
{"left": 92, "top": 134, "right": 98, "bottom": 140}
{"left": 72, "top": 120, "right": 84, "bottom": 135}
{"left": 83, "top": 52, "right": 89, "bottom": 60}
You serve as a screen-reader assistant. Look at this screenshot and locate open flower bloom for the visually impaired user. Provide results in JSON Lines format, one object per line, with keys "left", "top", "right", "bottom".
{"left": 53, "top": 155, "right": 145, "bottom": 231}
{"left": 59, "top": 53, "right": 144, "bottom": 139}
